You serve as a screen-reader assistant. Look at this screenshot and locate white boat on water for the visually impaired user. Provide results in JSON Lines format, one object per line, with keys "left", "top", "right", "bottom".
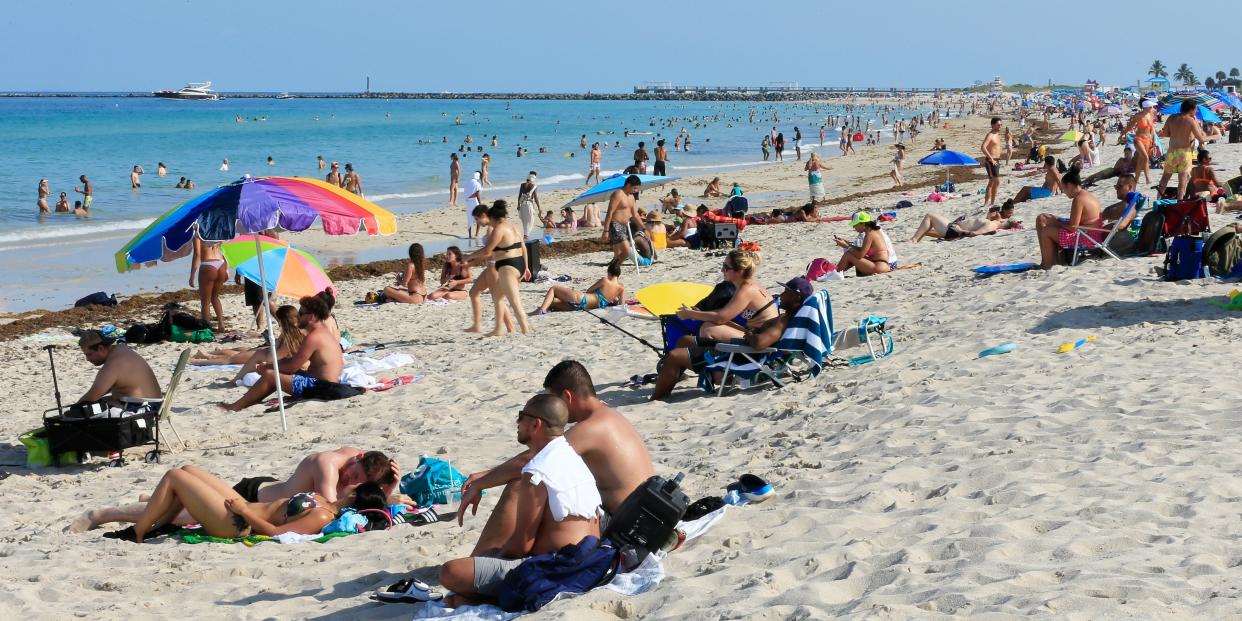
{"left": 152, "top": 81, "right": 220, "bottom": 100}
{"left": 275, "top": 92, "right": 294, "bottom": 99}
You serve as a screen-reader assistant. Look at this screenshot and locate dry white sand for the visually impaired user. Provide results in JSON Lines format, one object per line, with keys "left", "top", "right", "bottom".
{"left": 4, "top": 113, "right": 1242, "bottom": 620}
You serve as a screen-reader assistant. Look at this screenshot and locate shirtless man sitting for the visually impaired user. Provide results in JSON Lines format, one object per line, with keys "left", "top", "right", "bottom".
{"left": 67, "top": 447, "right": 401, "bottom": 534}
{"left": 1010, "top": 156, "right": 1062, "bottom": 205}
{"left": 1035, "top": 168, "right": 1102, "bottom": 269}
{"left": 75, "top": 329, "right": 162, "bottom": 406}
{"left": 456, "top": 361, "right": 653, "bottom": 555}
{"left": 1158, "top": 99, "right": 1222, "bottom": 199}
{"left": 224, "top": 293, "right": 347, "bottom": 411}
{"left": 388, "top": 394, "right": 602, "bottom": 606}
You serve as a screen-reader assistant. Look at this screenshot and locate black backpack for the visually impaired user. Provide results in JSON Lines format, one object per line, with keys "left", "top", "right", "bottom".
{"left": 1134, "top": 209, "right": 1167, "bottom": 256}
{"left": 1204, "top": 227, "right": 1242, "bottom": 277}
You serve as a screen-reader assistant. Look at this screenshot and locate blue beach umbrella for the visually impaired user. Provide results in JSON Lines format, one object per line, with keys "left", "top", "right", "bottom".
{"left": 918, "top": 150, "right": 979, "bottom": 186}
{"left": 563, "top": 173, "right": 680, "bottom": 208}
{"left": 917, "top": 150, "right": 979, "bottom": 167}
{"left": 1158, "top": 103, "right": 1222, "bottom": 123}
{"left": 1212, "top": 90, "right": 1242, "bottom": 111}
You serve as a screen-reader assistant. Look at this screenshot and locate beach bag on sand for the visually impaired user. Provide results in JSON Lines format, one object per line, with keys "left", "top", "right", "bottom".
{"left": 1204, "top": 227, "right": 1242, "bottom": 277}
{"left": 806, "top": 258, "right": 837, "bottom": 281}
{"left": 400, "top": 456, "right": 468, "bottom": 507}
{"left": 1134, "top": 209, "right": 1167, "bottom": 256}
{"left": 1162, "top": 236, "right": 1206, "bottom": 281}
{"left": 74, "top": 292, "right": 118, "bottom": 308}
{"left": 169, "top": 325, "right": 214, "bottom": 343}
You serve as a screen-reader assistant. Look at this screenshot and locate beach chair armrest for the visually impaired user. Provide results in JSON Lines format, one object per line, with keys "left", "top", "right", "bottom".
{"left": 1072, "top": 225, "right": 1113, "bottom": 233}
{"left": 715, "top": 343, "right": 776, "bottom": 355}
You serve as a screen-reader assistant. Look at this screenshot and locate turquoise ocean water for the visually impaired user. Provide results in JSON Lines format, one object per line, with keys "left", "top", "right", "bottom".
{"left": 0, "top": 97, "right": 923, "bottom": 312}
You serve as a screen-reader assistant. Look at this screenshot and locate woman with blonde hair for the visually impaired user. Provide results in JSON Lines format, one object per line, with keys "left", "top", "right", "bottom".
{"left": 676, "top": 248, "right": 777, "bottom": 342}
{"left": 805, "top": 152, "right": 832, "bottom": 204}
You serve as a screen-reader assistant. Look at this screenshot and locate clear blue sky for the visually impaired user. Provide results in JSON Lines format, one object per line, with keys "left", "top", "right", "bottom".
{"left": 2, "top": 0, "right": 1236, "bottom": 92}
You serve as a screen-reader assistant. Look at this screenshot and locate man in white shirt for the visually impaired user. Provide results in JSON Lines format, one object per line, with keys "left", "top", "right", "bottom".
{"left": 387, "top": 394, "right": 601, "bottom": 606}
{"left": 465, "top": 171, "right": 484, "bottom": 238}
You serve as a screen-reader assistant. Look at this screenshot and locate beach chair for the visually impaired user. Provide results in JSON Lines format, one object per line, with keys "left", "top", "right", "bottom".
{"left": 1065, "top": 192, "right": 1144, "bottom": 266}
{"left": 703, "top": 290, "right": 893, "bottom": 396}
{"left": 147, "top": 349, "right": 191, "bottom": 459}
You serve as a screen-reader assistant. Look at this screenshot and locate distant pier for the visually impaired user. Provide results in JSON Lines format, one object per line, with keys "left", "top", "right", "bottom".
{"left": 632, "top": 83, "right": 959, "bottom": 98}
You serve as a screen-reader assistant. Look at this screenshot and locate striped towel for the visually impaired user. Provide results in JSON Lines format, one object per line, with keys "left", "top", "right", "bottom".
{"left": 704, "top": 290, "right": 834, "bottom": 383}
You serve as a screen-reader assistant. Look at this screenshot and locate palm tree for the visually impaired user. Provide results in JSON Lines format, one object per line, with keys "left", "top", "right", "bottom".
{"left": 1232, "top": 68, "right": 1240, "bottom": 78}
{"left": 1149, "top": 60, "right": 1168, "bottom": 78}
{"left": 1206, "top": 77, "right": 1216, "bottom": 90}
{"left": 1217, "top": 70, "right": 1228, "bottom": 83}
{"left": 1184, "top": 72, "right": 1199, "bottom": 87}
{"left": 1174, "top": 63, "right": 1194, "bottom": 86}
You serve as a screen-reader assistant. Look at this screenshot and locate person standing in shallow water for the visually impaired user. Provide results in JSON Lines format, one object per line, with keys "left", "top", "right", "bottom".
{"left": 37, "top": 179, "right": 50, "bottom": 213}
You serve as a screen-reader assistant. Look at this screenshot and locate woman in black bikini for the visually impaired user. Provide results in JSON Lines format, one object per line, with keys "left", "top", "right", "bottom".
{"left": 466, "top": 201, "right": 531, "bottom": 336}
{"left": 428, "top": 246, "right": 473, "bottom": 302}
{"left": 383, "top": 243, "right": 429, "bottom": 304}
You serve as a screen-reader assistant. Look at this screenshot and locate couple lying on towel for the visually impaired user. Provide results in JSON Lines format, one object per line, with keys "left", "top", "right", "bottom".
{"left": 69, "top": 447, "right": 404, "bottom": 540}
{"left": 379, "top": 361, "right": 658, "bottom": 609}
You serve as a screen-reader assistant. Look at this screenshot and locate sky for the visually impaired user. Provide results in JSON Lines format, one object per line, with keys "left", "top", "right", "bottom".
{"left": 3, "top": 0, "right": 1238, "bottom": 93}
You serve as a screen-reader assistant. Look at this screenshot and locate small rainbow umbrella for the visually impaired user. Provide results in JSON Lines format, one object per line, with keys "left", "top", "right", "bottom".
{"left": 115, "top": 176, "right": 397, "bottom": 430}
{"left": 220, "top": 235, "right": 331, "bottom": 299}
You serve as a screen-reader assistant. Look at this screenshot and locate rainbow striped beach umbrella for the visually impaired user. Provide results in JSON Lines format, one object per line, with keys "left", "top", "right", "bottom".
{"left": 220, "top": 235, "right": 332, "bottom": 300}
{"left": 114, "top": 175, "right": 396, "bottom": 431}
{"left": 114, "top": 175, "right": 395, "bottom": 272}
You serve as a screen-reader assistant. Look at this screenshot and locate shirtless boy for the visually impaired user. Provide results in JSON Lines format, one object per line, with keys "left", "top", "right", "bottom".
{"left": 224, "top": 293, "right": 346, "bottom": 411}
{"left": 586, "top": 143, "right": 601, "bottom": 186}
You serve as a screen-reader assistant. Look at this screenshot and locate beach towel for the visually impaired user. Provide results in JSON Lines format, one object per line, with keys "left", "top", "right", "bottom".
{"left": 174, "top": 505, "right": 441, "bottom": 545}
{"left": 412, "top": 506, "right": 728, "bottom": 620}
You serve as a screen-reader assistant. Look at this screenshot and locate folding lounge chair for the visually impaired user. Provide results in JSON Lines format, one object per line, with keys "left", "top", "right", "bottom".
{"left": 1066, "top": 192, "right": 1144, "bottom": 266}
{"left": 150, "top": 349, "right": 191, "bottom": 458}
{"left": 704, "top": 290, "right": 893, "bottom": 396}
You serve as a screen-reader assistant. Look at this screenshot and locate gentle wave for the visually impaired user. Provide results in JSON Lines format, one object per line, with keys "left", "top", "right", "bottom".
{"left": 0, "top": 218, "right": 154, "bottom": 246}
{"left": 368, "top": 172, "right": 587, "bottom": 203}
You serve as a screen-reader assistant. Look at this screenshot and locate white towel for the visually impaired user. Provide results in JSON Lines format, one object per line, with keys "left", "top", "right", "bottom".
{"left": 521, "top": 436, "right": 601, "bottom": 522}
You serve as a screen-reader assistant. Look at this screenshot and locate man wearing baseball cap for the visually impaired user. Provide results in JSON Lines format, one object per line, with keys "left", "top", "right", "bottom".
{"left": 76, "top": 329, "right": 162, "bottom": 406}
{"left": 651, "top": 277, "right": 814, "bottom": 400}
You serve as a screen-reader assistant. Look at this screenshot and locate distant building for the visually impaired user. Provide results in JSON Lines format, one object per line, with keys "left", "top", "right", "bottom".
{"left": 990, "top": 76, "right": 1005, "bottom": 94}
{"left": 1083, "top": 79, "right": 1099, "bottom": 94}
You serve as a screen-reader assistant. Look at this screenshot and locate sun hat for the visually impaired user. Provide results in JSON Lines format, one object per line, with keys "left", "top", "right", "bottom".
{"left": 645, "top": 211, "right": 662, "bottom": 222}
{"left": 849, "top": 211, "right": 874, "bottom": 227}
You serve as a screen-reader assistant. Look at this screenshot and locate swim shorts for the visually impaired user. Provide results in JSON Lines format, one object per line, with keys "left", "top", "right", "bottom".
{"left": 608, "top": 221, "right": 628, "bottom": 245}
{"left": 1058, "top": 226, "right": 1106, "bottom": 249}
{"left": 1030, "top": 186, "right": 1052, "bottom": 199}
{"left": 1165, "top": 148, "right": 1194, "bottom": 174}
{"left": 232, "top": 476, "right": 278, "bottom": 502}
{"left": 83, "top": 195, "right": 93, "bottom": 209}
{"left": 473, "top": 556, "right": 526, "bottom": 597}
{"left": 290, "top": 372, "right": 363, "bottom": 400}
{"left": 984, "top": 160, "right": 1000, "bottom": 178}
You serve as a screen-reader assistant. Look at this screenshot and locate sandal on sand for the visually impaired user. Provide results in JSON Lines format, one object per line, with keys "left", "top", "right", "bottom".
{"left": 376, "top": 577, "right": 443, "bottom": 604}
{"left": 726, "top": 474, "right": 774, "bottom": 504}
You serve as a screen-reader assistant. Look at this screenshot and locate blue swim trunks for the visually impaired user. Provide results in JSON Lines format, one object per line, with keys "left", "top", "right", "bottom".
{"left": 290, "top": 372, "right": 320, "bottom": 397}
{"left": 1030, "top": 187, "right": 1052, "bottom": 199}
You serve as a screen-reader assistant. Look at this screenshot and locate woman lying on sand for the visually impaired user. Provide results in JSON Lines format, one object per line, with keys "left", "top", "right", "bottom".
{"left": 676, "top": 248, "right": 776, "bottom": 342}
{"left": 834, "top": 211, "right": 898, "bottom": 275}
{"left": 75, "top": 465, "right": 389, "bottom": 542}
{"left": 911, "top": 202, "right": 1021, "bottom": 242}
{"left": 381, "top": 243, "right": 429, "bottom": 304}
{"left": 427, "top": 246, "right": 472, "bottom": 302}
{"left": 532, "top": 260, "right": 624, "bottom": 314}
{"left": 191, "top": 306, "right": 307, "bottom": 380}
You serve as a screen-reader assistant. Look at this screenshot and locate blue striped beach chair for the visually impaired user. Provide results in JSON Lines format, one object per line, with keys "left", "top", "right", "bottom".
{"left": 702, "top": 290, "right": 893, "bottom": 396}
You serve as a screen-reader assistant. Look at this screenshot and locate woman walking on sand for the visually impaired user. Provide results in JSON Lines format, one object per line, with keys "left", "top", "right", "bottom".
{"left": 805, "top": 152, "right": 831, "bottom": 204}
{"left": 465, "top": 201, "right": 530, "bottom": 336}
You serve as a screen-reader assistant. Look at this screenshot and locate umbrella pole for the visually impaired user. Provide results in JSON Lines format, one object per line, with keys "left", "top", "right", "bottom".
{"left": 626, "top": 222, "right": 641, "bottom": 276}
{"left": 254, "top": 235, "right": 288, "bottom": 432}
